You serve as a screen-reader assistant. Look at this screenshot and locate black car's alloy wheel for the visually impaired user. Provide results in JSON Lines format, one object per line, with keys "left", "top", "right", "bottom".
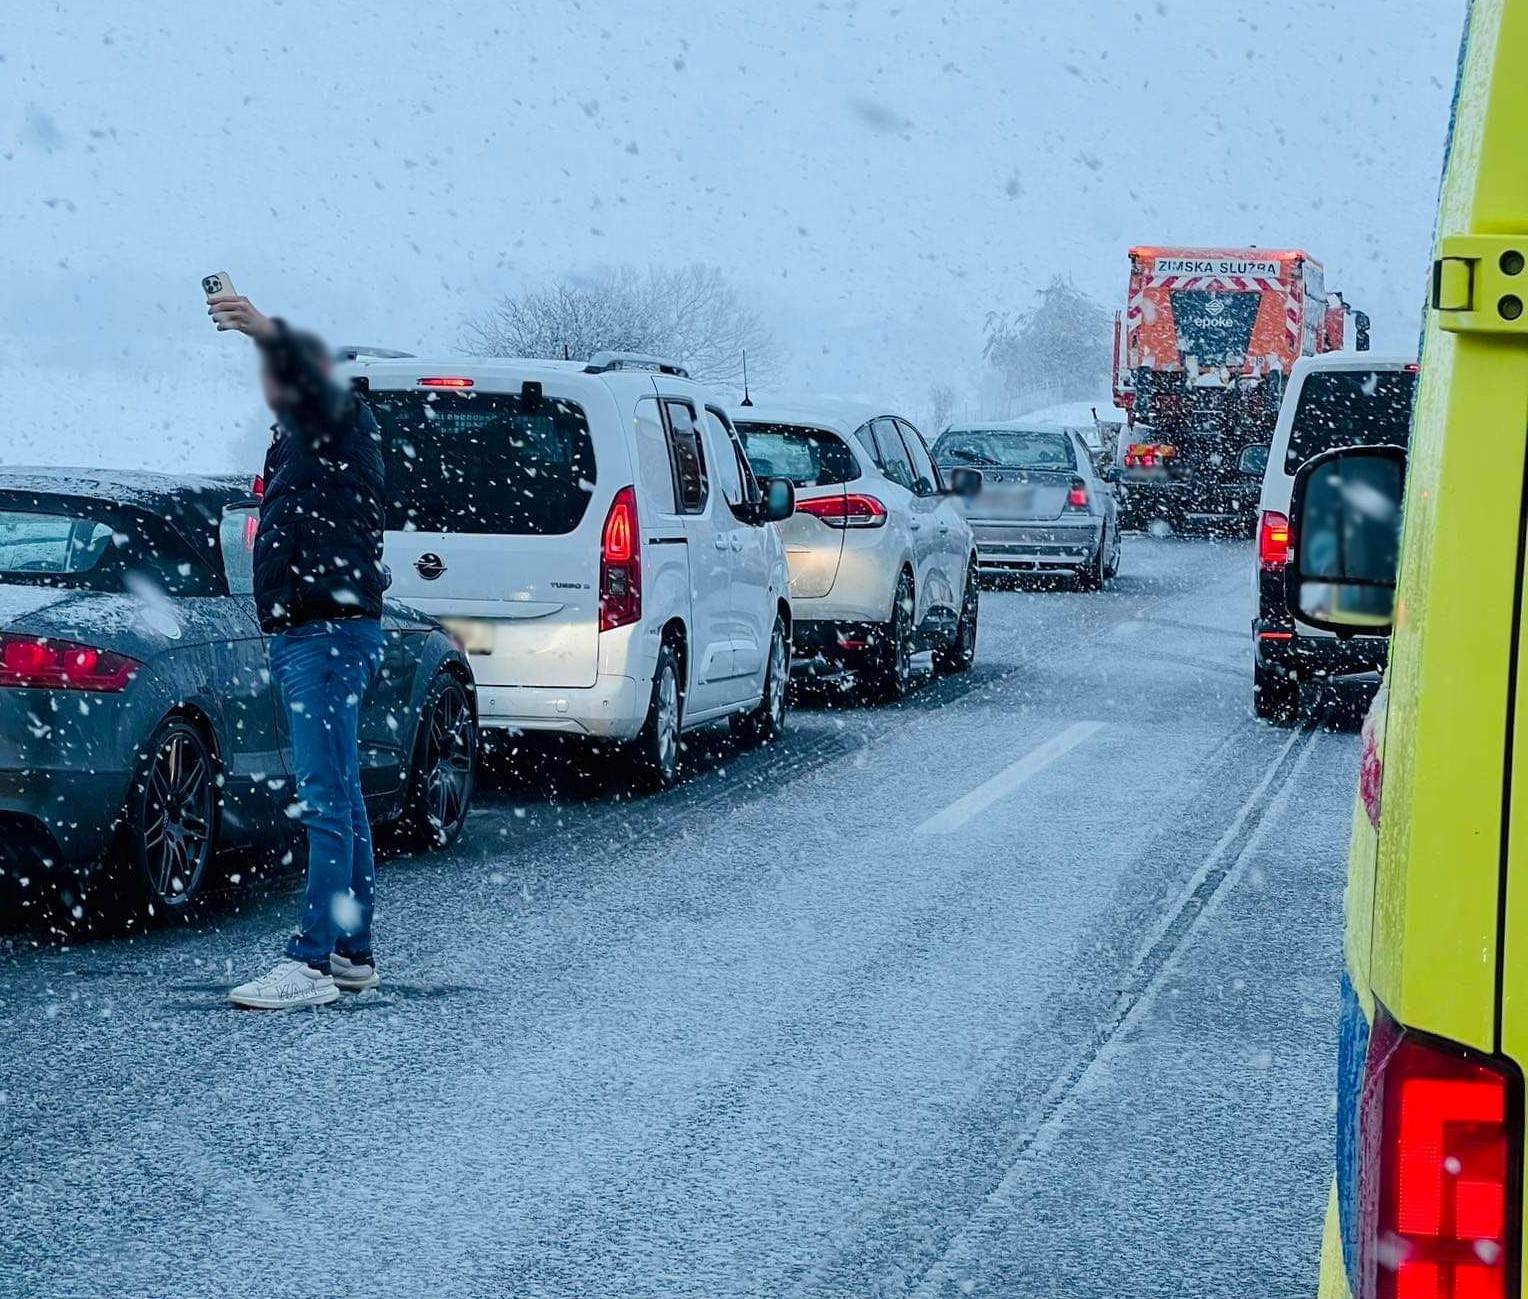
{"left": 399, "top": 674, "right": 478, "bottom": 848}
{"left": 128, "top": 718, "right": 216, "bottom": 912}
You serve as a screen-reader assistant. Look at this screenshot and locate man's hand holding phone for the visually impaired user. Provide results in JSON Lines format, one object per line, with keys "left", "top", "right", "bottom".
{"left": 204, "top": 273, "right": 276, "bottom": 341}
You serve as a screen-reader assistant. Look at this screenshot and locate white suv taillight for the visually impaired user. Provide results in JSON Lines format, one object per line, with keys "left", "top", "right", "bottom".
{"left": 599, "top": 486, "right": 641, "bottom": 632}
{"left": 1358, "top": 1005, "right": 1521, "bottom": 1299}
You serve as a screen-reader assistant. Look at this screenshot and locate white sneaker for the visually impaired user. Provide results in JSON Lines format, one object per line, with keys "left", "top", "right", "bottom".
{"left": 228, "top": 959, "right": 339, "bottom": 1010}
{"left": 330, "top": 952, "right": 380, "bottom": 992}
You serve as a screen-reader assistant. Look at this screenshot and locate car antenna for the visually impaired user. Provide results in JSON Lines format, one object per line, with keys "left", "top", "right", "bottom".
{"left": 740, "top": 350, "right": 754, "bottom": 407}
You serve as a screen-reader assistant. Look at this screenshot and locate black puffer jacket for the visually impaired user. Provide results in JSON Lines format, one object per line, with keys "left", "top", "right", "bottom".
{"left": 253, "top": 322, "right": 387, "bottom": 633}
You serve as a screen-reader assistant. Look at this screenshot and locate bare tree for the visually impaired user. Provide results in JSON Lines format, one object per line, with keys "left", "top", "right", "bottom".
{"left": 924, "top": 383, "right": 958, "bottom": 436}
{"left": 983, "top": 276, "right": 1112, "bottom": 414}
{"left": 462, "top": 265, "right": 779, "bottom": 390}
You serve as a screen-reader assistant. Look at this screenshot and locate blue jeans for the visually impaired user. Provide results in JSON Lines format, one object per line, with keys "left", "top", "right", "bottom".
{"left": 270, "top": 618, "right": 385, "bottom": 968}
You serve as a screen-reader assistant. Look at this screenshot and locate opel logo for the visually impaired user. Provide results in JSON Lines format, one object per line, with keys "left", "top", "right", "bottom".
{"left": 415, "top": 552, "right": 447, "bottom": 581}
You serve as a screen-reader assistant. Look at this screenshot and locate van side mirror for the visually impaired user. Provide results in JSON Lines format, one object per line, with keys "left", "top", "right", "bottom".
{"left": 947, "top": 466, "right": 983, "bottom": 498}
{"left": 759, "top": 476, "right": 796, "bottom": 523}
{"left": 1237, "top": 445, "right": 1269, "bottom": 477}
{"left": 1288, "top": 444, "right": 1407, "bottom": 637}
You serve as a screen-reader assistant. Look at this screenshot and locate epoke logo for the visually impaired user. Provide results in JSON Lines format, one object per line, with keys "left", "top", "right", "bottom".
{"left": 1205, "top": 297, "right": 1227, "bottom": 318}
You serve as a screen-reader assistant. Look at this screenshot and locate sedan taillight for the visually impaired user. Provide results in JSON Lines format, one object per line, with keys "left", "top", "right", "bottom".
{"left": 1066, "top": 478, "right": 1090, "bottom": 510}
{"left": 796, "top": 494, "right": 888, "bottom": 528}
{"left": 0, "top": 634, "right": 142, "bottom": 691}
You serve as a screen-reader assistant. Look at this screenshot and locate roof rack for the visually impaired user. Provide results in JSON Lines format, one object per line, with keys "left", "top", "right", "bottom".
{"left": 583, "top": 350, "right": 690, "bottom": 379}
{"left": 334, "top": 345, "right": 416, "bottom": 362}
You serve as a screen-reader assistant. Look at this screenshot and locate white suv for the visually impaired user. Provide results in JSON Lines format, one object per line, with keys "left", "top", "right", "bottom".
{"left": 731, "top": 403, "right": 979, "bottom": 700}
{"left": 342, "top": 351, "right": 795, "bottom": 785}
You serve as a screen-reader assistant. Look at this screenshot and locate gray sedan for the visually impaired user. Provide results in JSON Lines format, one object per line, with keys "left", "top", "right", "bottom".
{"left": 0, "top": 468, "right": 478, "bottom": 920}
{"left": 932, "top": 424, "right": 1122, "bottom": 589}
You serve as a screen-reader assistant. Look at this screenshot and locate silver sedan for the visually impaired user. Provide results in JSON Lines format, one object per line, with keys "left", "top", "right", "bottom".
{"left": 932, "top": 424, "right": 1122, "bottom": 589}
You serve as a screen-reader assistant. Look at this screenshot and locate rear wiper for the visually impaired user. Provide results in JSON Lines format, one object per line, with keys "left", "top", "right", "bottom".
{"left": 945, "top": 448, "right": 1001, "bottom": 466}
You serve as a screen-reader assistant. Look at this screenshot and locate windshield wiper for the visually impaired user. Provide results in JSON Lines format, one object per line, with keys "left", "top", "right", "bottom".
{"left": 944, "top": 448, "right": 1001, "bottom": 466}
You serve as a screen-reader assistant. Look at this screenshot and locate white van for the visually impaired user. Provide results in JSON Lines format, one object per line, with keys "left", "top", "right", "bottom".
{"left": 1250, "top": 351, "right": 1418, "bottom": 720}
{"left": 342, "top": 351, "right": 796, "bottom": 785}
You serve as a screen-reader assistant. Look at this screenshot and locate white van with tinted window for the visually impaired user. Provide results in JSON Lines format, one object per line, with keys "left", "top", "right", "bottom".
{"left": 341, "top": 351, "right": 796, "bottom": 786}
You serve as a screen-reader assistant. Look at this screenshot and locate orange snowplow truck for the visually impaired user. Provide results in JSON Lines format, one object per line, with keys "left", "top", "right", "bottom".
{"left": 1112, "top": 246, "right": 1368, "bottom": 533}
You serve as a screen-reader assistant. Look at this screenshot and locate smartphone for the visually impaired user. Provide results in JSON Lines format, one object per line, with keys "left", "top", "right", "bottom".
{"left": 201, "top": 271, "right": 237, "bottom": 299}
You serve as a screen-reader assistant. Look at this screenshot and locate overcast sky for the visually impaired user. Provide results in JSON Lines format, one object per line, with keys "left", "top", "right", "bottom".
{"left": 0, "top": 0, "right": 1466, "bottom": 470}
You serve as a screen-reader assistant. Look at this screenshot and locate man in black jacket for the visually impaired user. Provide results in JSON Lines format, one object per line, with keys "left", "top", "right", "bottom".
{"left": 211, "top": 293, "right": 390, "bottom": 1010}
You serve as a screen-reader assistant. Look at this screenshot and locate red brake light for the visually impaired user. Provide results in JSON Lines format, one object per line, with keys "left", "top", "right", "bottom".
{"left": 600, "top": 486, "right": 641, "bottom": 632}
{"left": 1067, "top": 479, "right": 1090, "bottom": 510}
{"left": 417, "top": 377, "right": 474, "bottom": 388}
{"left": 251, "top": 475, "right": 265, "bottom": 500}
{"left": 1359, "top": 1006, "right": 1521, "bottom": 1299}
{"left": 0, "top": 635, "right": 141, "bottom": 692}
{"left": 1259, "top": 510, "right": 1292, "bottom": 570}
{"left": 796, "top": 494, "right": 888, "bottom": 529}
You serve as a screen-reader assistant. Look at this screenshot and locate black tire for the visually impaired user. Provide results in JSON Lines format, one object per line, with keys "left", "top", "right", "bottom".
{"left": 1078, "top": 536, "right": 1107, "bottom": 591}
{"left": 933, "top": 566, "right": 979, "bottom": 675}
{"left": 396, "top": 672, "right": 478, "bottom": 849}
{"left": 117, "top": 716, "right": 218, "bottom": 917}
{"left": 1103, "top": 523, "right": 1122, "bottom": 580}
{"left": 1253, "top": 660, "right": 1301, "bottom": 724}
{"left": 862, "top": 571, "right": 916, "bottom": 702}
{"left": 732, "top": 617, "right": 789, "bottom": 747}
{"left": 627, "top": 640, "right": 684, "bottom": 789}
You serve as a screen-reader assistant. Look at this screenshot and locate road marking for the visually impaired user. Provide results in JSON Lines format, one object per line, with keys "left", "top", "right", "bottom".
{"left": 914, "top": 721, "right": 1106, "bottom": 835}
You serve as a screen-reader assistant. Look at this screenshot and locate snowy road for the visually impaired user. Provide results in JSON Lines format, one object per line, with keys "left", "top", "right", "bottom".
{"left": 0, "top": 537, "right": 1358, "bottom": 1299}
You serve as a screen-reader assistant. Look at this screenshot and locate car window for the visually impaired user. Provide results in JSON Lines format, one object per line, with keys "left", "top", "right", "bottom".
{"left": 897, "top": 420, "right": 940, "bottom": 497}
{"left": 634, "top": 397, "right": 678, "bottom": 514}
{"left": 371, "top": 390, "right": 597, "bottom": 535}
{"left": 1284, "top": 368, "right": 1418, "bottom": 474}
{"left": 736, "top": 422, "right": 860, "bottom": 487}
{"left": 0, "top": 501, "right": 217, "bottom": 595}
{"left": 218, "top": 507, "right": 259, "bottom": 597}
{"left": 872, "top": 418, "right": 915, "bottom": 491}
{"left": 663, "top": 399, "right": 709, "bottom": 515}
{"left": 933, "top": 428, "right": 1078, "bottom": 472}
{"left": 0, "top": 510, "right": 117, "bottom": 576}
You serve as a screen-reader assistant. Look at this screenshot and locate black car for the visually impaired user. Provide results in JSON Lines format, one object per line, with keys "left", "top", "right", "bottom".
{"left": 0, "top": 468, "right": 478, "bottom": 917}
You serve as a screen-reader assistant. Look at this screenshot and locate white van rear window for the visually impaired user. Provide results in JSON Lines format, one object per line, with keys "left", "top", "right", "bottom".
{"left": 1285, "top": 369, "right": 1417, "bottom": 475}
{"left": 371, "top": 391, "right": 596, "bottom": 535}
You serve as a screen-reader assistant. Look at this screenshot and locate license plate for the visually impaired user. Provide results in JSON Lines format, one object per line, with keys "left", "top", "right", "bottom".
{"left": 441, "top": 618, "right": 496, "bottom": 655}
{"left": 1012, "top": 487, "right": 1035, "bottom": 511}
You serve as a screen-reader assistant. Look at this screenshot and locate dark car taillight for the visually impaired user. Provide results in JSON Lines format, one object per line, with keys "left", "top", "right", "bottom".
{"left": 796, "top": 494, "right": 888, "bottom": 528}
{"left": 1259, "top": 510, "right": 1292, "bottom": 570}
{"left": 599, "top": 486, "right": 641, "bottom": 632}
{"left": 0, "top": 634, "right": 141, "bottom": 692}
{"left": 1358, "top": 1004, "right": 1522, "bottom": 1299}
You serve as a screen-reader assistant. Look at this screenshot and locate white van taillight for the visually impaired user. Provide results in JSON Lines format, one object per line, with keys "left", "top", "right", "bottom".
{"left": 600, "top": 486, "right": 641, "bottom": 632}
{"left": 1259, "top": 510, "right": 1292, "bottom": 570}
{"left": 1358, "top": 1006, "right": 1521, "bottom": 1299}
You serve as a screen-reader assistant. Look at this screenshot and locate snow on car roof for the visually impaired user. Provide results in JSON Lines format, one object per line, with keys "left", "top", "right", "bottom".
{"left": 729, "top": 399, "right": 888, "bottom": 437}
{"left": 0, "top": 467, "right": 248, "bottom": 549}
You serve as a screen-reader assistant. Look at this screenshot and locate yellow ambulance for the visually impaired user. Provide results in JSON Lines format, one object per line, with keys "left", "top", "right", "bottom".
{"left": 1306, "top": 2, "right": 1528, "bottom": 1296}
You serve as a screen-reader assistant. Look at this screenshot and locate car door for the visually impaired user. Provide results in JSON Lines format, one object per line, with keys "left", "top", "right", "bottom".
{"left": 871, "top": 417, "right": 935, "bottom": 626}
{"left": 658, "top": 396, "right": 737, "bottom": 716}
{"left": 703, "top": 406, "right": 772, "bottom": 691}
{"left": 897, "top": 419, "right": 961, "bottom": 619}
